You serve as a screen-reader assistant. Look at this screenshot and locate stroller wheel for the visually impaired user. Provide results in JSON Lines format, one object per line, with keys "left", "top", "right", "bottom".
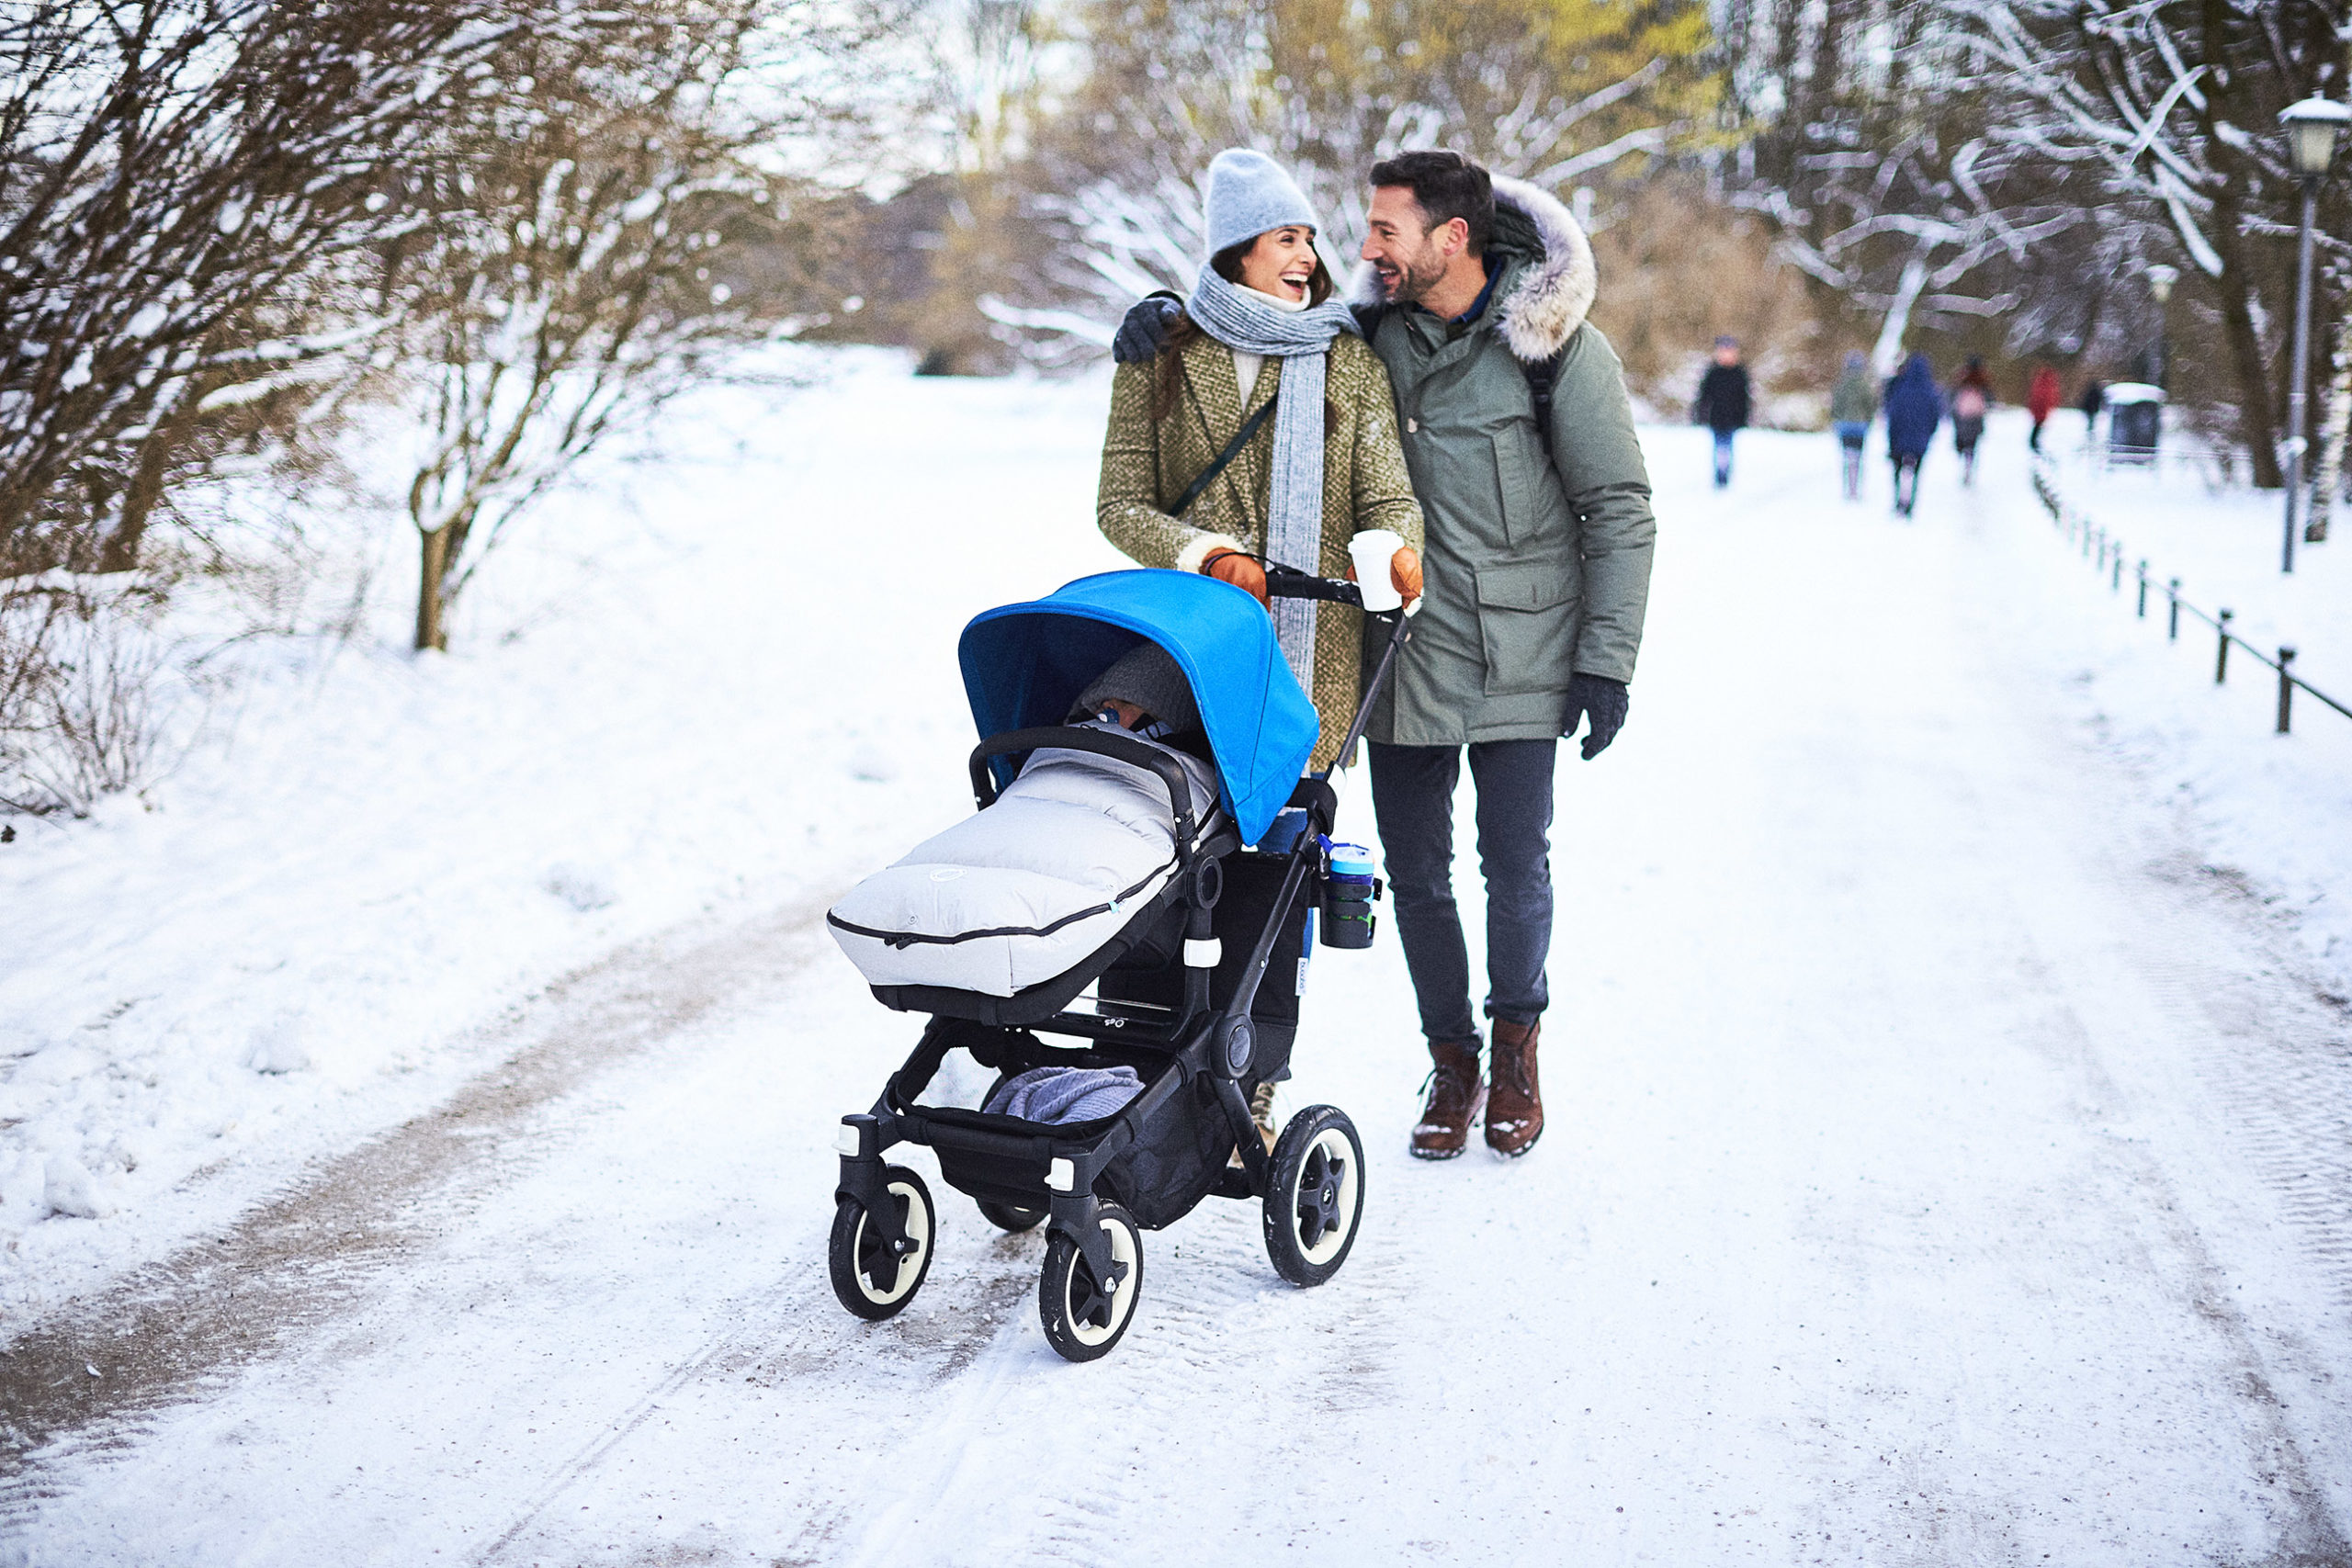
{"left": 1263, "top": 1106, "right": 1364, "bottom": 1287}
{"left": 975, "top": 1198, "right": 1046, "bottom": 1234}
{"left": 1038, "top": 1203, "right": 1143, "bottom": 1361}
{"left": 828, "top": 1165, "right": 934, "bottom": 1322}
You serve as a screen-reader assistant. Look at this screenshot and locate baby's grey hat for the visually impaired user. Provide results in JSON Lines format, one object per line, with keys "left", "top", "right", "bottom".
{"left": 1204, "top": 149, "right": 1318, "bottom": 259}
{"left": 1071, "top": 640, "right": 1201, "bottom": 739}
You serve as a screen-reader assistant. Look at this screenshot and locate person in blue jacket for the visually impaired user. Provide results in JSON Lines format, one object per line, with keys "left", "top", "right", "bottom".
{"left": 1883, "top": 354, "right": 1944, "bottom": 517}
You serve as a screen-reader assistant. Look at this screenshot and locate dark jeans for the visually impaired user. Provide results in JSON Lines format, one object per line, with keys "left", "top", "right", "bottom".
{"left": 1712, "top": 430, "right": 1736, "bottom": 486}
{"left": 1368, "top": 739, "right": 1556, "bottom": 1044}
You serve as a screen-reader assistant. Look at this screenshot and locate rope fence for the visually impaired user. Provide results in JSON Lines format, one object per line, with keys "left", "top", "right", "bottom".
{"left": 2029, "top": 461, "right": 2352, "bottom": 737}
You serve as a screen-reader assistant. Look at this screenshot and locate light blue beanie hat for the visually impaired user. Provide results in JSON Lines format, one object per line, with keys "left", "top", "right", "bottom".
{"left": 1204, "top": 149, "right": 1319, "bottom": 258}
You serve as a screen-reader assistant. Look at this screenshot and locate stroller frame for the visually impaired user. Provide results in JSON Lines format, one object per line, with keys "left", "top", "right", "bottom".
{"left": 831, "top": 571, "right": 1409, "bottom": 1359}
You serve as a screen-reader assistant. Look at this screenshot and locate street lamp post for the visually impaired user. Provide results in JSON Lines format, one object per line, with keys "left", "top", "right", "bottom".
{"left": 2146, "top": 263, "right": 2177, "bottom": 391}
{"left": 2279, "top": 96, "right": 2349, "bottom": 573}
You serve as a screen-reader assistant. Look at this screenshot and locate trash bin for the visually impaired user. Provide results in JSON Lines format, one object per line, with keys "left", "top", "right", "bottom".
{"left": 2106, "top": 382, "right": 2164, "bottom": 464}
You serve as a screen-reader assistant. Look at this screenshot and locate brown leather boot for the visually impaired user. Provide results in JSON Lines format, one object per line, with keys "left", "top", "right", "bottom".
{"left": 1410, "top": 1040, "right": 1486, "bottom": 1160}
{"left": 1485, "top": 1018, "right": 1544, "bottom": 1156}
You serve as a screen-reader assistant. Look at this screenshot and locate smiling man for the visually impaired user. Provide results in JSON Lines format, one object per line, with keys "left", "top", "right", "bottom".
{"left": 1346, "top": 149, "right": 1655, "bottom": 1160}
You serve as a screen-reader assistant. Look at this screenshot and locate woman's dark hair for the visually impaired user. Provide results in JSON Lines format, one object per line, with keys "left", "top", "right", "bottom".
{"left": 1366, "top": 148, "right": 1494, "bottom": 257}
{"left": 1152, "top": 231, "right": 1334, "bottom": 419}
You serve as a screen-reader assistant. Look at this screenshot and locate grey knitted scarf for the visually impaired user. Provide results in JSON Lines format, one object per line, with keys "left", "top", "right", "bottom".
{"left": 1184, "top": 265, "right": 1358, "bottom": 688}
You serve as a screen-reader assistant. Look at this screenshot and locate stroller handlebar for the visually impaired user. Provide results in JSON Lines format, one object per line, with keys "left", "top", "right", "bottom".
{"left": 1261, "top": 567, "right": 1363, "bottom": 607}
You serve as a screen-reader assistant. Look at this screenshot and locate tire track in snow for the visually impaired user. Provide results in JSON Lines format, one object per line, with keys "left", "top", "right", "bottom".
{"left": 2143, "top": 854, "right": 2352, "bottom": 1320}
{"left": 0, "top": 896, "right": 832, "bottom": 1516}
{"left": 819, "top": 1173, "right": 1416, "bottom": 1567}
{"left": 1996, "top": 828, "right": 2352, "bottom": 1562}
{"left": 469, "top": 1175, "right": 1048, "bottom": 1566}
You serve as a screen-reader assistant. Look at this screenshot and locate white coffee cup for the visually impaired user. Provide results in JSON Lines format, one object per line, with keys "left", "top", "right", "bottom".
{"left": 1349, "top": 528, "right": 1406, "bottom": 612}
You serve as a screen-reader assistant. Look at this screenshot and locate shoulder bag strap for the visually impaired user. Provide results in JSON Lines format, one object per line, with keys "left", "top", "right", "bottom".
{"left": 1171, "top": 396, "right": 1279, "bottom": 519}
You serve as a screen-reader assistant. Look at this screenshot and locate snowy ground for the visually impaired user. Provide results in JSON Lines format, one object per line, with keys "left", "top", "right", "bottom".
{"left": 2028, "top": 426, "right": 2352, "bottom": 987}
{"left": 4, "top": 365, "right": 2350, "bottom": 1565}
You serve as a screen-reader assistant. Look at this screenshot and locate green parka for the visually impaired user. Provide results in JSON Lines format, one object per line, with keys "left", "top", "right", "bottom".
{"left": 1360, "top": 176, "right": 1656, "bottom": 747}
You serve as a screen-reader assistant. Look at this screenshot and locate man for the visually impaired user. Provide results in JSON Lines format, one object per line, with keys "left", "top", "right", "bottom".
{"left": 1693, "top": 336, "right": 1751, "bottom": 488}
{"left": 1114, "top": 150, "right": 1655, "bottom": 1161}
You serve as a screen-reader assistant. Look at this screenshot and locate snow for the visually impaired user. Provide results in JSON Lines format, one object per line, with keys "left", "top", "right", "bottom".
{"left": 2024, "top": 428, "right": 2352, "bottom": 988}
{"left": 4, "top": 364, "right": 2351, "bottom": 1562}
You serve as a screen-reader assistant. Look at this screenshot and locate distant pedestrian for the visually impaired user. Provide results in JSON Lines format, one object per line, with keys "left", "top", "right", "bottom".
{"left": 1950, "top": 357, "right": 1991, "bottom": 485}
{"left": 1829, "top": 351, "right": 1875, "bottom": 500}
{"left": 2077, "top": 378, "right": 2106, "bottom": 446}
{"left": 1693, "top": 336, "right": 1751, "bottom": 489}
{"left": 1883, "top": 353, "right": 1943, "bottom": 517}
{"left": 2027, "top": 365, "right": 2061, "bottom": 454}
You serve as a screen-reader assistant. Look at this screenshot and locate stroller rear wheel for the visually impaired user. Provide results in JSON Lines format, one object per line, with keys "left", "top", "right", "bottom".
{"left": 828, "top": 1165, "right": 934, "bottom": 1321}
{"left": 1038, "top": 1203, "right": 1143, "bottom": 1361}
{"left": 975, "top": 1198, "right": 1046, "bottom": 1233}
{"left": 1263, "top": 1106, "right": 1364, "bottom": 1287}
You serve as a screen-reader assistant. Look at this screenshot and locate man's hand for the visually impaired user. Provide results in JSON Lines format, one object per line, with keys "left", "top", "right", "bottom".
{"left": 1390, "top": 545, "right": 1423, "bottom": 605}
{"left": 1343, "top": 544, "right": 1423, "bottom": 606}
{"left": 1113, "top": 294, "right": 1182, "bottom": 365}
{"left": 1565, "top": 672, "right": 1629, "bottom": 761}
{"left": 1202, "top": 548, "right": 1269, "bottom": 604}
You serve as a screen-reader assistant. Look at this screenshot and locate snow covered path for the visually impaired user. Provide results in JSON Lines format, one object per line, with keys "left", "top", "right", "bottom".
{"left": 6, "top": 394, "right": 2352, "bottom": 1566}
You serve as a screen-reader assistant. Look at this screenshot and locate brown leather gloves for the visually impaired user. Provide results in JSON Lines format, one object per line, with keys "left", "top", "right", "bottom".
{"left": 1201, "top": 548, "right": 1269, "bottom": 604}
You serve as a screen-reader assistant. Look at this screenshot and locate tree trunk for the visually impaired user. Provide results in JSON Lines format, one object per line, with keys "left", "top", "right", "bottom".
{"left": 96, "top": 423, "right": 176, "bottom": 574}
{"left": 415, "top": 525, "right": 450, "bottom": 651}
{"left": 2309, "top": 285, "right": 2352, "bottom": 543}
{"left": 2196, "top": 0, "right": 2283, "bottom": 490}
{"left": 2201, "top": 197, "right": 2283, "bottom": 489}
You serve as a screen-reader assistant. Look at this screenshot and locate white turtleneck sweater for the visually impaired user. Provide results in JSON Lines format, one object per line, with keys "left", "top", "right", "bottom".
{"left": 1230, "top": 283, "right": 1310, "bottom": 404}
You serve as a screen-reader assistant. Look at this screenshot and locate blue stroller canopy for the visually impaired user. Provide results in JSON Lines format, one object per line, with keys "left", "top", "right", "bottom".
{"left": 959, "top": 570, "right": 1317, "bottom": 845}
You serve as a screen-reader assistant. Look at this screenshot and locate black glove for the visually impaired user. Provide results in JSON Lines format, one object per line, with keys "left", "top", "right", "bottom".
{"left": 1112, "top": 292, "right": 1183, "bottom": 365}
{"left": 1566, "top": 672, "right": 1629, "bottom": 761}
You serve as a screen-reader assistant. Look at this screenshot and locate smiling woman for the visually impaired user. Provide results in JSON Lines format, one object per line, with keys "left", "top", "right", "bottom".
{"left": 1231, "top": 225, "right": 1328, "bottom": 307}
{"left": 1094, "top": 149, "right": 1422, "bottom": 780}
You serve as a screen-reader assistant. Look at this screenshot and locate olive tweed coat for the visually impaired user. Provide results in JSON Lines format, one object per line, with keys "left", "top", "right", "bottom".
{"left": 1097, "top": 327, "right": 1424, "bottom": 771}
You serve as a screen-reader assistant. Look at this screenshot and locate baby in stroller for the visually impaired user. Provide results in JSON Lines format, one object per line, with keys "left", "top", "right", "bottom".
{"left": 823, "top": 564, "right": 1408, "bottom": 1360}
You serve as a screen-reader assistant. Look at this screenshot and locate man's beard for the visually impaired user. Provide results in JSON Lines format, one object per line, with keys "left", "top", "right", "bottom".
{"left": 1376, "top": 245, "right": 1450, "bottom": 305}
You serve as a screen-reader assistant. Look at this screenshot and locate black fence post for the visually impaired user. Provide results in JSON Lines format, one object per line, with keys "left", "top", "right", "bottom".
{"left": 2216, "top": 609, "right": 2233, "bottom": 683}
{"left": 2168, "top": 580, "right": 2182, "bottom": 640}
{"left": 2278, "top": 648, "right": 2296, "bottom": 734}
{"left": 2111, "top": 548, "right": 2124, "bottom": 592}
{"left": 2137, "top": 560, "right": 2150, "bottom": 616}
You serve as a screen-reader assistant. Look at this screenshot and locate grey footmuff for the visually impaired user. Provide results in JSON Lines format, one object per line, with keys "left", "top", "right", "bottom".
{"left": 827, "top": 721, "right": 1218, "bottom": 997}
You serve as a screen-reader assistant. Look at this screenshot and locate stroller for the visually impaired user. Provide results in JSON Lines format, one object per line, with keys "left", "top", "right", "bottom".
{"left": 823, "top": 563, "right": 1410, "bottom": 1360}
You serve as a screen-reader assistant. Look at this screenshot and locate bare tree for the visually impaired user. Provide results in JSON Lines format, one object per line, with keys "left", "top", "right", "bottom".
{"left": 967, "top": 0, "right": 1720, "bottom": 363}
{"left": 383, "top": 1, "right": 880, "bottom": 651}
{"left": 0, "top": 0, "right": 523, "bottom": 577}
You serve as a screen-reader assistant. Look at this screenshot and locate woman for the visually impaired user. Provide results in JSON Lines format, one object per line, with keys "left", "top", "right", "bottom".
{"left": 1950, "top": 356, "right": 1992, "bottom": 485}
{"left": 1883, "top": 353, "right": 1943, "bottom": 518}
{"left": 1097, "top": 148, "right": 1423, "bottom": 776}
{"left": 1829, "top": 351, "right": 1875, "bottom": 501}
{"left": 2027, "top": 365, "right": 2061, "bottom": 454}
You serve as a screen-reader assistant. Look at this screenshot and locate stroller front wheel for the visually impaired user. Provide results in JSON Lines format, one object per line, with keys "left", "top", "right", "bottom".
{"left": 1038, "top": 1203, "right": 1143, "bottom": 1361}
{"left": 828, "top": 1165, "right": 935, "bottom": 1322}
{"left": 1264, "top": 1106, "right": 1364, "bottom": 1287}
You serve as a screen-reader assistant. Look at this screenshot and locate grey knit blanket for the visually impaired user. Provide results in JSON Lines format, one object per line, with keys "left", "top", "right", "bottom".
{"left": 1183, "top": 265, "right": 1359, "bottom": 688}
{"left": 983, "top": 1065, "right": 1145, "bottom": 1123}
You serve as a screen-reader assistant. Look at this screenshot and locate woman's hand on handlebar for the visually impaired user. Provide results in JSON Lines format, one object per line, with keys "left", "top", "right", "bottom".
{"left": 1202, "top": 547, "right": 1269, "bottom": 605}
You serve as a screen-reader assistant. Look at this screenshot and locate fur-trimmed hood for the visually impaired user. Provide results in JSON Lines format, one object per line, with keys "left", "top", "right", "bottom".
{"left": 1350, "top": 174, "right": 1597, "bottom": 365}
